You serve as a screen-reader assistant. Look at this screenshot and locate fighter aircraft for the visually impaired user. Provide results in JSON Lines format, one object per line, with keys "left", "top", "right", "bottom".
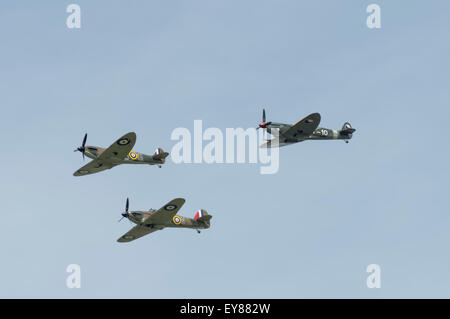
{"left": 73, "top": 132, "right": 169, "bottom": 176}
{"left": 117, "top": 198, "right": 212, "bottom": 242}
{"left": 257, "top": 109, "right": 356, "bottom": 148}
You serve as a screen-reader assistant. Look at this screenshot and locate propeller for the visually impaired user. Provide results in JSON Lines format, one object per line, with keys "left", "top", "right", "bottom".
{"left": 257, "top": 108, "right": 272, "bottom": 129}
{"left": 118, "top": 198, "right": 129, "bottom": 222}
{"left": 74, "top": 133, "right": 88, "bottom": 160}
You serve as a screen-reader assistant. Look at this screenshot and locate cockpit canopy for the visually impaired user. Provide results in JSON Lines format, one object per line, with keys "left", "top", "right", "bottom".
{"left": 131, "top": 212, "right": 143, "bottom": 219}
{"left": 86, "top": 147, "right": 98, "bottom": 156}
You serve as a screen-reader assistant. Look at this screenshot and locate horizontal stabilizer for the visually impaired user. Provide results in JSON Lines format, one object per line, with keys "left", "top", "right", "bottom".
{"left": 197, "top": 215, "right": 212, "bottom": 223}
{"left": 153, "top": 148, "right": 169, "bottom": 160}
{"left": 341, "top": 122, "right": 356, "bottom": 135}
{"left": 194, "top": 209, "right": 212, "bottom": 224}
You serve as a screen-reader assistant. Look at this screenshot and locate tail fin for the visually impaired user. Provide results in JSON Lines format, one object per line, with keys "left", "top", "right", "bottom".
{"left": 153, "top": 148, "right": 169, "bottom": 160}
{"left": 194, "top": 209, "right": 212, "bottom": 226}
{"left": 341, "top": 122, "right": 356, "bottom": 135}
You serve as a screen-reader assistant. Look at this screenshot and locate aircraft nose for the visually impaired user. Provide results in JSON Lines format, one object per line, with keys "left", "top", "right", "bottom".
{"left": 259, "top": 122, "right": 266, "bottom": 128}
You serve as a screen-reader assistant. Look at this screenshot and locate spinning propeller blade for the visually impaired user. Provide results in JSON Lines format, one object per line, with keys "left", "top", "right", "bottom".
{"left": 74, "top": 133, "right": 88, "bottom": 160}
{"left": 119, "top": 198, "right": 129, "bottom": 222}
{"left": 257, "top": 108, "right": 271, "bottom": 129}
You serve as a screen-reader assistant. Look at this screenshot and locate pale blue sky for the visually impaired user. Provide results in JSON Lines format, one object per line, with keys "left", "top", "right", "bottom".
{"left": 1, "top": 1, "right": 450, "bottom": 298}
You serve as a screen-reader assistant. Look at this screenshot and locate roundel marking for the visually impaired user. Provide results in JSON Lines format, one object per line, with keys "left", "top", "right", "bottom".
{"left": 164, "top": 204, "right": 177, "bottom": 211}
{"left": 172, "top": 215, "right": 182, "bottom": 225}
{"left": 123, "top": 235, "right": 135, "bottom": 240}
{"left": 129, "top": 151, "right": 138, "bottom": 160}
{"left": 117, "top": 138, "right": 130, "bottom": 146}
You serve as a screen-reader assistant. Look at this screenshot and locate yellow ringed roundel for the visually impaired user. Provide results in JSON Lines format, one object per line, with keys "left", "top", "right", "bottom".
{"left": 129, "top": 151, "right": 138, "bottom": 160}
{"left": 172, "top": 215, "right": 182, "bottom": 225}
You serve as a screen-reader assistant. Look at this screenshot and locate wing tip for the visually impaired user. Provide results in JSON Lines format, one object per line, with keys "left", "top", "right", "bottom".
{"left": 119, "top": 132, "right": 137, "bottom": 142}
{"left": 307, "top": 112, "right": 321, "bottom": 121}
{"left": 117, "top": 236, "right": 133, "bottom": 243}
{"left": 174, "top": 198, "right": 186, "bottom": 206}
{"left": 170, "top": 197, "right": 186, "bottom": 204}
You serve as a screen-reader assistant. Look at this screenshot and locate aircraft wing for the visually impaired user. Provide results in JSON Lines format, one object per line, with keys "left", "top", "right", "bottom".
{"left": 260, "top": 138, "right": 303, "bottom": 148}
{"left": 73, "top": 160, "right": 116, "bottom": 176}
{"left": 73, "top": 132, "right": 137, "bottom": 177}
{"left": 282, "top": 113, "right": 321, "bottom": 140}
{"left": 117, "top": 225, "right": 162, "bottom": 243}
{"left": 97, "top": 132, "right": 136, "bottom": 161}
{"left": 145, "top": 198, "right": 186, "bottom": 225}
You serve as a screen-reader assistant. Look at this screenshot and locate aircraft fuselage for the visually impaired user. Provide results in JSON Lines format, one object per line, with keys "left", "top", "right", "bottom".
{"left": 83, "top": 146, "right": 165, "bottom": 165}
{"left": 267, "top": 124, "right": 354, "bottom": 142}
{"left": 126, "top": 210, "right": 211, "bottom": 230}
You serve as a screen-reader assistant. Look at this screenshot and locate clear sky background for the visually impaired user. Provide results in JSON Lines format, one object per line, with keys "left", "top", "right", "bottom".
{"left": 1, "top": 1, "right": 449, "bottom": 298}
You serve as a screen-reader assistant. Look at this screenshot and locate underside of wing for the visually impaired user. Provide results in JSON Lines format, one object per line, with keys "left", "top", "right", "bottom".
{"left": 117, "top": 225, "right": 162, "bottom": 243}
{"left": 283, "top": 113, "right": 321, "bottom": 140}
{"left": 73, "top": 160, "right": 115, "bottom": 176}
{"left": 98, "top": 132, "right": 137, "bottom": 162}
{"left": 146, "top": 198, "right": 186, "bottom": 225}
{"left": 260, "top": 138, "right": 303, "bottom": 148}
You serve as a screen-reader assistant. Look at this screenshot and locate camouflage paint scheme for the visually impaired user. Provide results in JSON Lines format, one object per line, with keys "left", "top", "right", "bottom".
{"left": 73, "top": 132, "right": 169, "bottom": 176}
{"left": 259, "top": 112, "right": 356, "bottom": 148}
{"left": 118, "top": 198, "right": 212, "bottom": 243}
